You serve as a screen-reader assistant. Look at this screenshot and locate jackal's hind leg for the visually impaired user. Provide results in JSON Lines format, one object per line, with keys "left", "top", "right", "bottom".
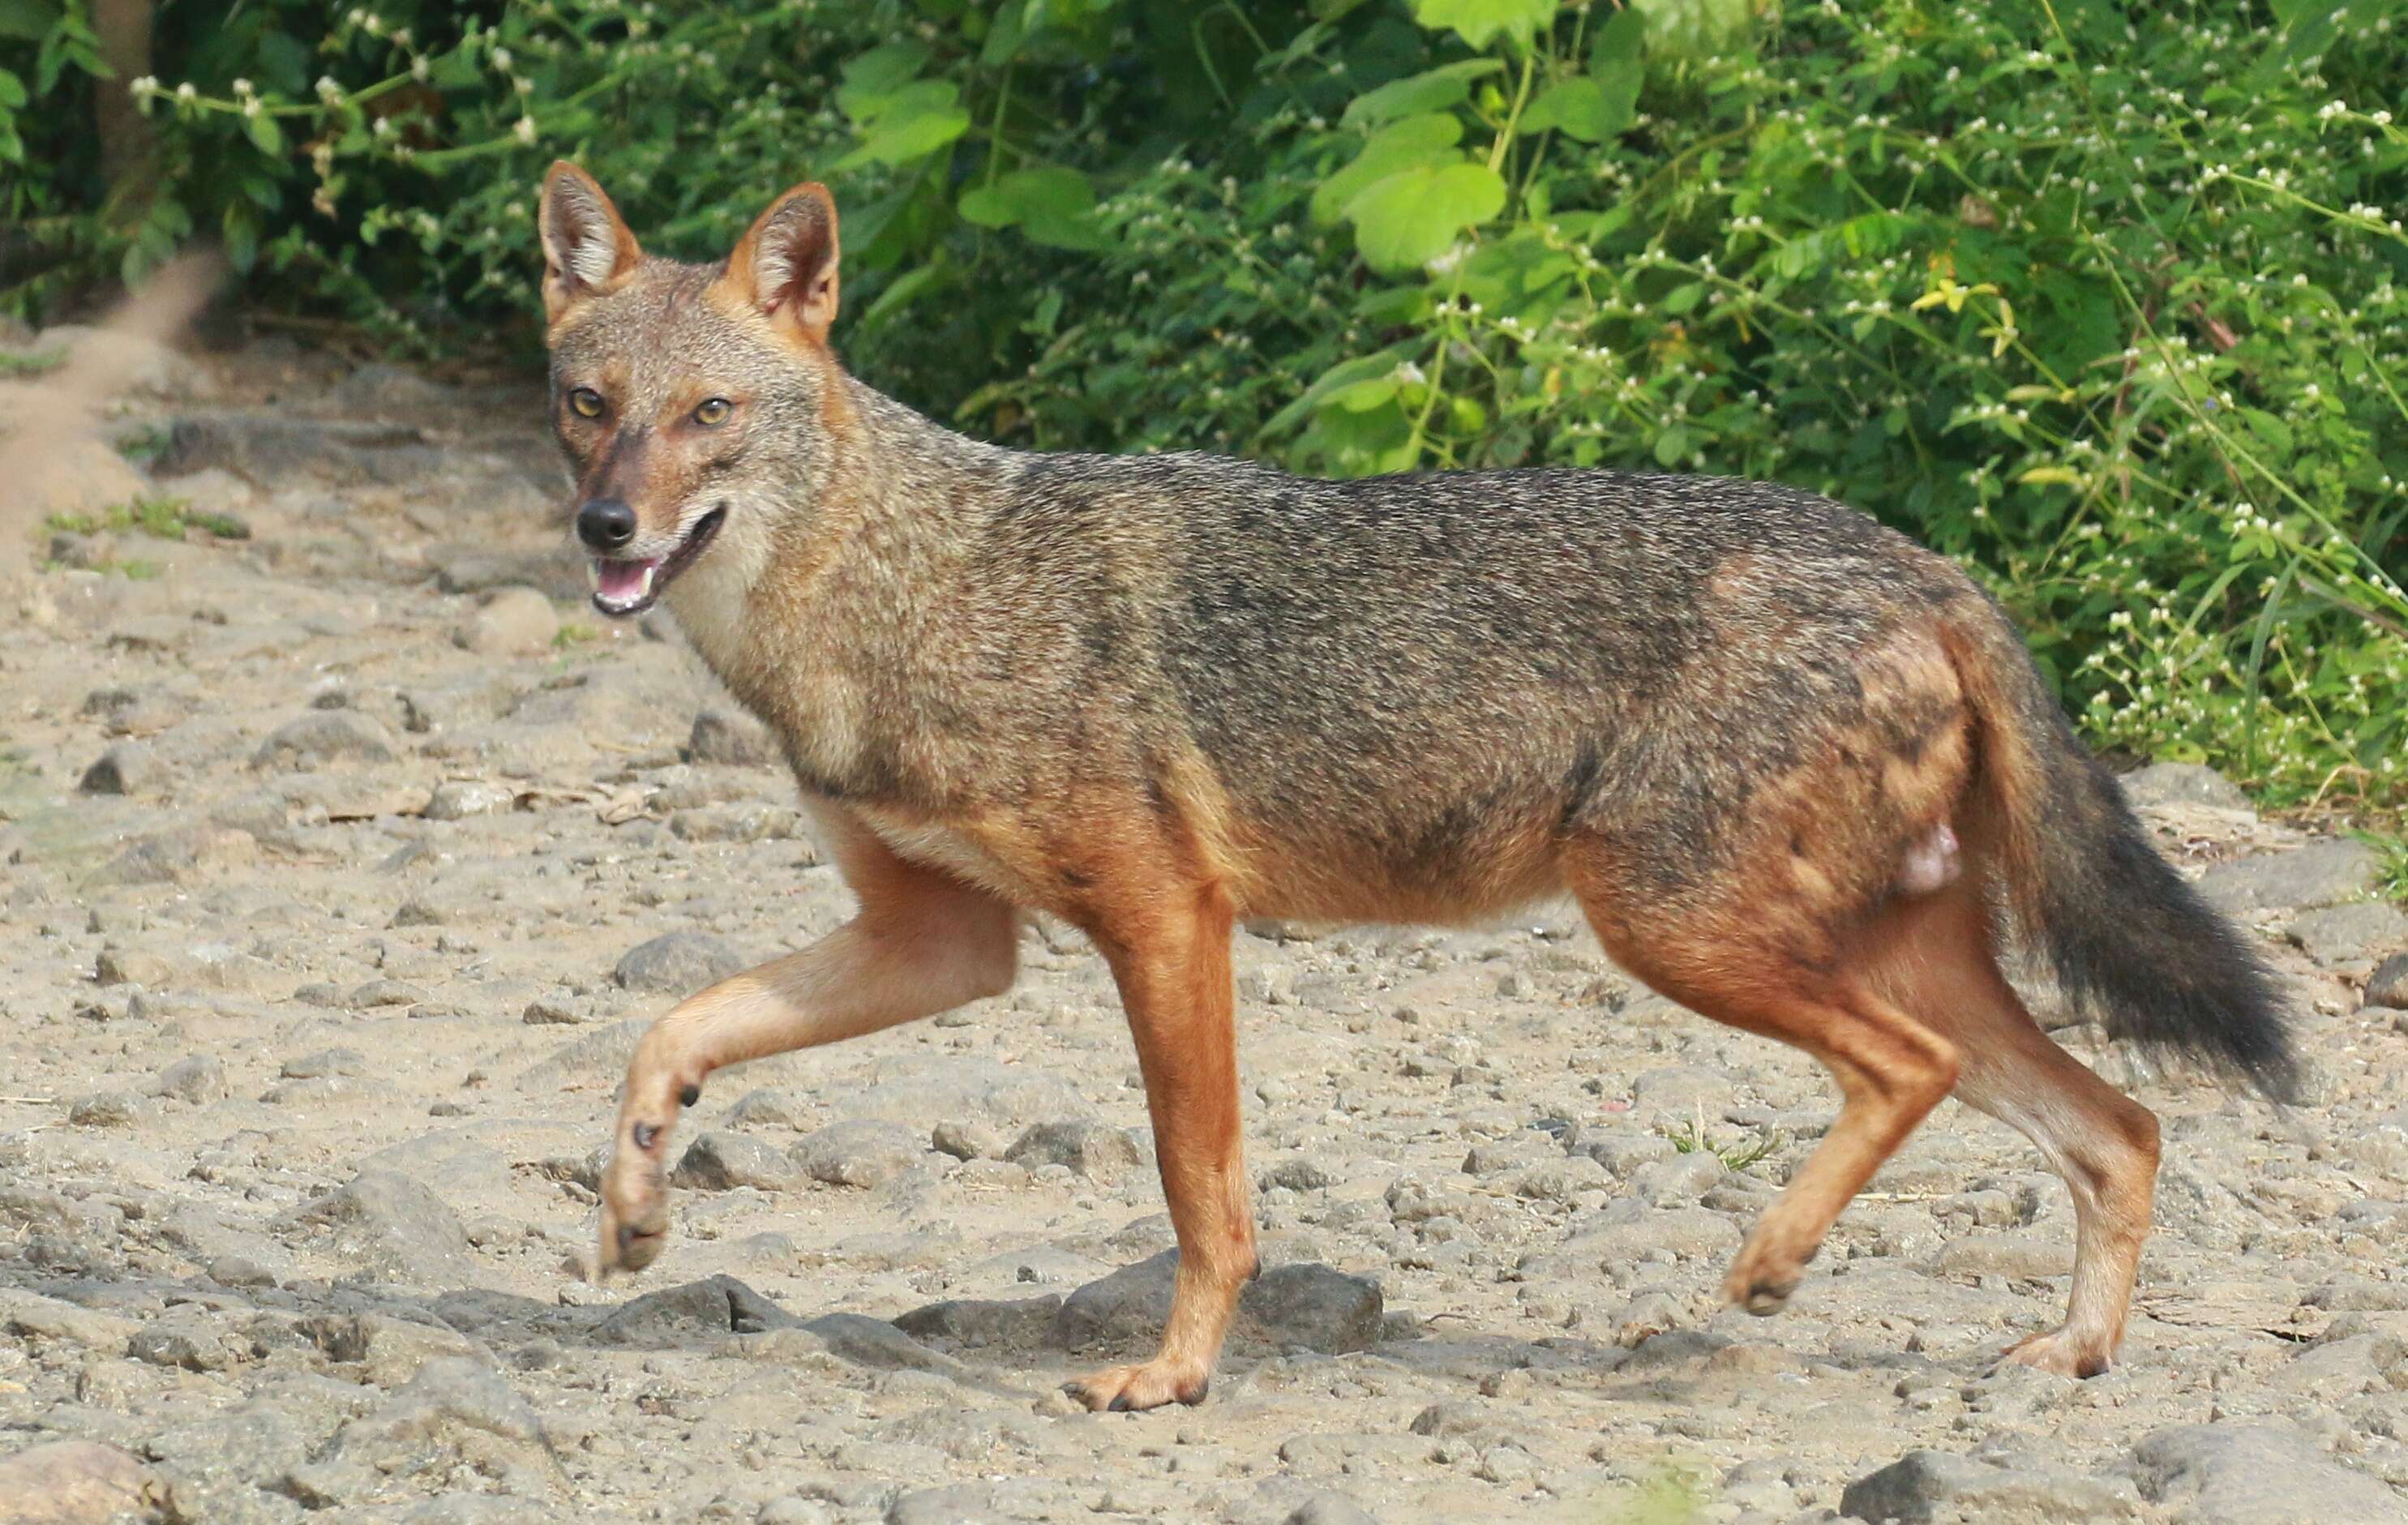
{"left": 1864, "top": 878, "right": 2160, "bottom": 1377}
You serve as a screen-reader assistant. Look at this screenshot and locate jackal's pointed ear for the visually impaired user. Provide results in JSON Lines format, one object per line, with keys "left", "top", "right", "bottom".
{"left": 539, "top": 161, "right": 643, "bottom": 323}
{"left": 718, "top": 182, "right": 840, "bottom": 345}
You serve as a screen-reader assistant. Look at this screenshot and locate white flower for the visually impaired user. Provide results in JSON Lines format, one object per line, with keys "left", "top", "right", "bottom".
{"left": 492, "top": 46, "right": 513, "bottom": 72}
{"left": 176, "top": 81, "right": 196, "bottom": 100}
{"left": 232, "top": 77, "right": 253, "bottom": 96}
{"left": 515, "top": 115, "right": 537, "bottom": 144}
{"left": 317, "top": 75, "right": 341, "bottom": 101}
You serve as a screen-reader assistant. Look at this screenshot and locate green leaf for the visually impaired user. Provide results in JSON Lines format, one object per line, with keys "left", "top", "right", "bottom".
{"left": 836, "top": 86, "right": 970, "bottom": 169}
{"left": 1520, "top": 79, "right": 1612, "bottom": 143}
{"left": 0, "top": 0, "right": 57, "bottom": 44}
{"left": 837, "top": 41, "right": 936, "bottom": 121}
{"left": 0, "top": 66, "right": 24, "bottom": 109}
{"left": 1587, "top": 8, "right": 1645, "bottom": 130}
{"left": 958, "top": 165, "right": 1110, "bottom": 251}
{"left": 246, "top": 112, "right": 284, "bottom": 156}
{"left": 1411, "top": 0, "right": 1556, "bottom": 53}
{"left": 1310, "top": 112, "right": 1463, "bottom": 225}
{"left": 222, "top": 203, "right": 259, "bottom": 273}
{"left": 1344, "top": 161, "right": 1506, "bottom": 274}
{"left": 1340, "top": 59, "right": 1502, "bottom": 131}
{"left": 980, "top": 0, "right": 1029, "bottom": 65}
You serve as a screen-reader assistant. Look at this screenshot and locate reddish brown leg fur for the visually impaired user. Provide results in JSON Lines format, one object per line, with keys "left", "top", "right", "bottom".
{"left": 596, "top": 808, "right": 1018, "bottom": 1275}
{"left": 1574, "top": 862, "right": 1962, "bottom": 1317}
{"left": 1065, "top": 884, "right": 1257, "bottom": 1412}
{"left": 1862, "top": 875, "right": 2161, "bottom": 1377}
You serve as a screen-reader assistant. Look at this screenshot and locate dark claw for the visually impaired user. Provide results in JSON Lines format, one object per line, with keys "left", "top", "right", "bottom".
{"left": 1180, "top": 1378, "right": 1209, "bottom": 1406}
{"left": 2076, "top": 1356, "right": 2110, "bottom": 1379}
{"left": 679, "top": 1083, "right": 700, "bottom": 1107}
{"left": 631, "top": 1121, "right": 658, "bottom": 1150}
{"left": 1108, "top": 1394, "right": 1133, "bottom": 1413}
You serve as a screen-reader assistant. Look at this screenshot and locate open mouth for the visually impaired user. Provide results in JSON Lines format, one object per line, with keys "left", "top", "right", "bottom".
{"left": 590, "top": 506, "right": 726, "bottom": 619}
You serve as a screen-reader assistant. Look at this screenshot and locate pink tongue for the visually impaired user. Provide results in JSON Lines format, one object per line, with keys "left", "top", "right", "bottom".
{"left": 596, "top": 559, "right": 656, "bottom": 601}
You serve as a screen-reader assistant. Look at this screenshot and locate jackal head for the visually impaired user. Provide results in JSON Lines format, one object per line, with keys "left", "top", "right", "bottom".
{"left": 538, "top": 161, "right": 846, "bottom": 620}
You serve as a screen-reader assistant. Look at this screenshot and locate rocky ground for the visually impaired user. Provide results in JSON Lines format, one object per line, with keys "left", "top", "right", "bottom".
{"left": 3, "top": 323, "right": 2407, "bottom": 1525}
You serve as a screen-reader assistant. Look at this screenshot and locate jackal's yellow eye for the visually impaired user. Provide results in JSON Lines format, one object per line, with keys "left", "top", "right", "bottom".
{"left": 568, "top": 387, "right": 605, "bottom": 419}
{"left": 693, "top": 396, "right": 733, "bottom": 426}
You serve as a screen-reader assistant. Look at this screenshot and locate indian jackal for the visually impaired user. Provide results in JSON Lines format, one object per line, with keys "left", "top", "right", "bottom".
{"left": 539, "top": 162, "right": 2295, "bottom": 1411}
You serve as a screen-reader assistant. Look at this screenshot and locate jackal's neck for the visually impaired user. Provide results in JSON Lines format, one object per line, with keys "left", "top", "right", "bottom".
{"left": 674, "top": 371, "right": 1018, "bottom": 804}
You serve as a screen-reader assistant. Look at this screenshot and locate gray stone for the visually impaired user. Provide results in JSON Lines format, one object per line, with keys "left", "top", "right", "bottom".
{"left": 79, "top": 740, "right": 156, "bottom": 795}
{"left": 93, "top": 826, "right": 259, "bottom": 886}
{"left": 281, "top": 1047, "right": 365, "bottom": 1078}
{"left": 287, "top": 1357, "right": 552, "bottom": 1506}
{"left": 794, "top": 1119, "right": 926, "bottom": 1188}
{"left": 2120, "top": 762, "right": 2252, "bottom": 812}
{"left": 2121, "top": 1424, "right": 2403, "bottom": 1524}
{"left": 1283, "top": 1495, "right": 1382, "bottom": 1525}
{"left": 456, "top": 587, "right": 559, "bottom": 656}
{"left": 1004, "top": 1119, "right": 1143, "bottom": 1181}
{"left": 2196, "top": 842, "right": 2383, "bottom": 916}
{"left": 674, "top": 1130, "right": 801, "bottom": 1192}
{"left": 1841, "top": 1450, "right": 2141, "bottom": 1523}
{"left": 932, "top": 1119, "right": 1005, "bottom": 1159}
{"left": 2287, "top": 901, "right": 2408, "bottom": 966}
{"left": 0, "top": 1439, "right": 170, "bottom": 1523}
{"left": 892, "top": 1295, "right": 1062, "bottom": 1351}
{"left": 157, "top": 1053, "right": 227, "bottom": 1103}
{"left": 588, "top": 1274, "right": 795, "bottom": 1347}
{"left": 886, "top": 1485, "right": 997, "bottom": 1525}
{"left": 68, "top": 1090, "right": 139, "bottom": 1128}
{"left": 153, "top": 411, "right": 439, "bottom": 488}
{"left": 253, "top": 710, "right": 397, "bottom": 769}
{"left": 670, "top": 802, "right": 808, "bottom": 843}
{"left": 281, "top": 1169, "right": 472, "bottom": 1284}
{"left": 727, "top": 1088, "right": 810, "bottom": 1130}
{"left": 615, "top": 931, "right": 748, "bottom": 994}
{"left": 426, "top": 779, "right": 516, "bottom": 820}
{"left": 143, "top": 1404, "right": 314, "bottom": 1513}
{"left": 1056, "top": 1252, "right": 1382, "bottom": 1356}
{"left": 2367, "top": 953, "right": 2408, "bottom": 1011}
{"left": 690, "top": 708, "right": 778, "bottom": 768}
{"left": 843, "top": 1057, "right": 1094, "bottom": 1133}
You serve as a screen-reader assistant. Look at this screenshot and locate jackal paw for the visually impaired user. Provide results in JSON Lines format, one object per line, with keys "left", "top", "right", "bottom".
{"left": 1996, "top": 1326, "right": 2112, "bottom": 1380}
{"left": 1065, "top": 1356, "right": 1212, "bottom": 1413}
{"left": 1722, "top": 1238, "right": 1806, "bottom": 1316}
{"left": 596, "top": 1154, "right": 671, "bottom": 1277}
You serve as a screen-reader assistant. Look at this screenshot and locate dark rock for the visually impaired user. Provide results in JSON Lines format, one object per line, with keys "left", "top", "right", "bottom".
{"left": 252, "top": 710, "right": 397, "bottom": 769}
{"left": 794, "top": 1119, "right": 926, "bottom": 1188}
{"left": 79, "top": 740, "right": 156, "bottom": 795}
{"left": 94, "top": 826, "right": 259, "bottom": 886}
{"left": 2120, "top": 1423, "right": 2402, "bottom": 1525}
{"left": 614, "top": 931, "right": 748, "bottom": 994}
{"left": 588, "top": 1274, "right": 795, "bottom": 1347}
{"left": 674, "top": 1131, "right": 801, "bottom": 1192}
{"left": 152, "top": 410, "right": 441, "bottom": 488}
{"left": 2366, "top": 953, "right": 2408, "bottom": 1011}
{"left": 2196, "top": 842, "right": 2383, "bottom": 917}
{"left": 1004, "top": 1120, "right": 1143, "bottom": 1181}
{"left": 2120, "top": 762, "right": 2251, "bottom": 812}
{"left": 2287, "top": 901, "right": 2408, "bottom": 967}
{"left": 891, "top": 1295, "right": 1062, "bottom": 1351}
{"left": 281, "top": 1169, "right": 472, "bottom": 1284}
{"left": 1055, "top": 1252, "right": 1382, "bottom": 1356}
{"left": 1840, "top": 1450, "right": 2140, "bottom": 1523}
{"left": 157, "top": 1053, "right": 227, "bottom": 1103}
{"left": 689, "top": 708, "right": 778, "bottom": 768}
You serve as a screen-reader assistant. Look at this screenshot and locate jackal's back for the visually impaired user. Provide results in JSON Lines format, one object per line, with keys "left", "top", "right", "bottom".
{"left": 989, "top": 452, "right": 1985, "bottom": 914}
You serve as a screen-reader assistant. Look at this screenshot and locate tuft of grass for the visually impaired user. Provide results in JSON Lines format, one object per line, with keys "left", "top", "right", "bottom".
{"left": 1661, "top": 1115, "right": 1785, "bottom": 1174}
{"left": 39, "top": 495, "right": 244, "bottom": 545}
{"left": 113, "top": 424, "right": 170, "bottom": 465}
{"left": 2359, "top": 828, "right": 2408, "bottom": 908}
{"left": 0, "top": 347, "right": 66, "bottom": 378}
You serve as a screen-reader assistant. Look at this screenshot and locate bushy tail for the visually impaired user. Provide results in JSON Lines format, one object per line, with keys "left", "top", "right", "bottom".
{"left": 1943, "top": 610, "right": 2300, "bottom": 1103}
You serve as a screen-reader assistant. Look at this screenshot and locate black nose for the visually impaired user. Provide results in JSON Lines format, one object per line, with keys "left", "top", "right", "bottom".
{"left": 576, "top": 499, "right": 637, "bottom": 551}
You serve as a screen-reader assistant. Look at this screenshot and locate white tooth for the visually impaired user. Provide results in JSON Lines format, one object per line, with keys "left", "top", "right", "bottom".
{"left": 638, "top": 563, "right": 657, "bottom": 597}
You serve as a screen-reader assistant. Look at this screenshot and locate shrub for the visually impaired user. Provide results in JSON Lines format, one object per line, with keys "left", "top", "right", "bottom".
{"left": 3, "top": 0, "right": 2402, "bottom": 807}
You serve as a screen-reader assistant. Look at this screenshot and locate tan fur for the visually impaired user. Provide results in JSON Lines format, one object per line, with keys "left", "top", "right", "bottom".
{"left": 544, "top": 168, "right": 2291, "bottom": 1411}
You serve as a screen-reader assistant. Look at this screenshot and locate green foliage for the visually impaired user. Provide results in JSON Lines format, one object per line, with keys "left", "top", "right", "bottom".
{"left": 3, "top": 0, "right": 2405, "bottom": 808}
{"left": 42, "top": 494, "right": 243, "bottom": 541}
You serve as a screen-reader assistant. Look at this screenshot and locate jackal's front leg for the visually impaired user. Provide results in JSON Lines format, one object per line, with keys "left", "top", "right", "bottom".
{"left": 1066, "top": 886, "right": 1255, "bottom": 1411}
{"left": 596, "top": 831, "right": 1017, "bottom": 1275}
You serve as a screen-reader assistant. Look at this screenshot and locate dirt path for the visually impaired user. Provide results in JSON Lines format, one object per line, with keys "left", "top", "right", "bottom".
{"left": 2, "top": 331, "right": 2406, "bottom": 1523}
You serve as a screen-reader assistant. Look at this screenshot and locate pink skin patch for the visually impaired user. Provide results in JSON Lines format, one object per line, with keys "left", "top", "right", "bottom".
{"left": 1896, "top": 821, "right": 1961, "bottom": 896}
